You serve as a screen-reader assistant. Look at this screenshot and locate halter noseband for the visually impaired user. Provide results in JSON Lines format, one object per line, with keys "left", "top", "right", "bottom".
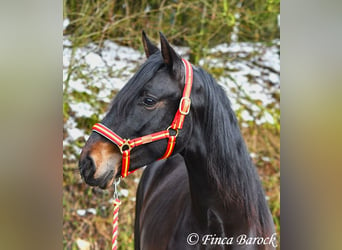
{"left": 92, "top": 58, "right": 193, "bottom": 178}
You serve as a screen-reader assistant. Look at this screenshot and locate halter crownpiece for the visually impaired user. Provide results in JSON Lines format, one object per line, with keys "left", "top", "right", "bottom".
{"left": 92, "top": 58, "right": 193, "bottom": 178}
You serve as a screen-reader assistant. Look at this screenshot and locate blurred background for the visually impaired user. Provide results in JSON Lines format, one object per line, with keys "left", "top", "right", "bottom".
{"left": 63, "top": 0, "right": 280, "bottom": 249}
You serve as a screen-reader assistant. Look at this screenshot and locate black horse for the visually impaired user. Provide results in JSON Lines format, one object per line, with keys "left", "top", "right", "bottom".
{"left": 79, "top": 32, "right": 276, "bottom": 249}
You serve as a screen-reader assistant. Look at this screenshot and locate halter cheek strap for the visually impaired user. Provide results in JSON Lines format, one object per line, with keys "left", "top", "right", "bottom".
{"left": 92, "top": 58, "right": 193, "bottom": 178}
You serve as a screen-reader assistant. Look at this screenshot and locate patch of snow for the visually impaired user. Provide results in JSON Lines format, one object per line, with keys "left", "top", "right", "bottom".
{"left": 262, "top": 156, "right": 271, "bottom": 162}
{"left": 250, "top": 152, "right": 258, "bottom": 158}
{"left": 76, "top": 209, "right": 86, "bottom": 216}
{"left": 99, "top": 112, "right": 107, "bottom": 120}
{"left": 250, "top": 68, "right": 261, "bottom": 77}
{"left": 63, "top": 39, "right": 72, "bottom": 47}
{"left": 76, "top": 238, "right": 91, "bottom": 250}
{"left": 256, "top": 113, "right": 275, "bottom": 125}
{"left": 68, "top": 154, "right": 76, "bottom": 161}
{"left": 87, "top": 208, "right": 96, "bottom": 215}
{"left": 76, "top": 208, "right": 96, "bottom": 217}
{"left": 63, "top": 19, "right": 70, "bottom": 30}
{"left": 209, "top": 43, "right": 230, "bottom": 54}
{"left": 240, "top": 110, "right": 253, "bottom": 121}
{"left": 102, "top": 40, "right": 143, "bottom": 65}
{"left": 67, "top": 127, "right": 84, "bottom": 141}
{"left": 120, "top": 189, "right": 129, "bottom": 197}
{"left": 64, "top": 118, "right": 85, "bottom": 142}
{"left": 269, "top": 73, "right": 279, "bottom": 84}
{"left": 250, "top": 104, "right": 261, "bottom": 112}
{"left": 69, "top": 102, "right": 95, "bottom": 118}
{"left": 85, "top": 52, "right": 105, "bottom": 69}
{"left": 241, "top": 122, "right": 249, "bottom": 128}
{"left": 264, "top": 111, "right": 275, "bottom": 124}
{"left": 144, "top": 5, "right": 151, "bottom": 12}
{"left": 68, "top": 79, "right": 92, "bottom": 95}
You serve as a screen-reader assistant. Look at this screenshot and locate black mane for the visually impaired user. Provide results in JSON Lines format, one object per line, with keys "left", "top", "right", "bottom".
{"left": 194, "top": 67, "right": 271, "bottom": 235}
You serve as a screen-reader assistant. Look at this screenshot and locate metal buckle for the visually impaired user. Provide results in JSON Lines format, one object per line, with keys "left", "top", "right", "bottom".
{"left": 167, "top": 126, "right": 179, "bottom": 137}
{"left": 119, "top": 139, "right": 131, "bottom": 154}
{"left": 179, "top": 97, "right": 191, "bottom": 115}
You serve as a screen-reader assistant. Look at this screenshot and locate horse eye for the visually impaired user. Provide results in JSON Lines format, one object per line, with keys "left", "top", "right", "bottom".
{"left": 143, "top": 97, "right": 157, "bottom": 107}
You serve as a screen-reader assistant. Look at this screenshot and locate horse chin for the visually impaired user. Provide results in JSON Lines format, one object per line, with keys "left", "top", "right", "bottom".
{"left": 94, "top": 161, "right": 120, "bottom": 189}
{"left": 98, "top": 173, "right": 115, "bottom": 189}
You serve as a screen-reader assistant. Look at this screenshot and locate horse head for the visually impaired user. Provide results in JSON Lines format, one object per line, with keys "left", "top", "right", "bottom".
{"left": 79, "top": 32, "right": 193, "bottom": 189}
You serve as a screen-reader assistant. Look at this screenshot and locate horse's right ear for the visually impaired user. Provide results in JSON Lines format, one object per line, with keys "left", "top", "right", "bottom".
{"left": 159, "top": 32, "right": 184, "bottom": 81}
{"left": 142, "top": 31, "right": 159, "bottom": 58}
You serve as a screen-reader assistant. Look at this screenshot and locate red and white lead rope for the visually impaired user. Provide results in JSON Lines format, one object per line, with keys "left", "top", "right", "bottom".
{"left": 112, "top": 198, "right": 121, "bottom": 250}
{"left": 112, "top": 179, "right": 121, "bottom": 250}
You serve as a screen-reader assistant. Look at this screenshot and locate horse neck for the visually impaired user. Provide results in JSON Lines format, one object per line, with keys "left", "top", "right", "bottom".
{"left": 180, "top": 73, "right": 265, "bottom": 234}
{"left": 182, "top": 122, "right": 252, "bottom": 230}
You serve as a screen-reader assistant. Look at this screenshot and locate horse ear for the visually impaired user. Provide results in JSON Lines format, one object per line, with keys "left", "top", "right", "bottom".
{"left": 159, "top": 32, "right": 183, "bottom": 81}
{"left": 142, "top": 31, "right": 159, "bottom": 58}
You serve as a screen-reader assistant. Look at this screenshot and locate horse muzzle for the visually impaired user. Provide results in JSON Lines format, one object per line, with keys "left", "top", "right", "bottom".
{"left": 79, "top": 139, "right": 121, "bottom": 189}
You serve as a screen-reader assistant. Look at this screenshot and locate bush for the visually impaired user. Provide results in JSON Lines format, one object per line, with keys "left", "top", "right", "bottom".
{"left": 64, "top": 0, "right": 279, "bottom": 64}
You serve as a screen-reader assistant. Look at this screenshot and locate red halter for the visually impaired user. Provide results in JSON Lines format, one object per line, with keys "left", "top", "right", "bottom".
{"left": 92, "top": 58, "right": 193, "bottom": 178}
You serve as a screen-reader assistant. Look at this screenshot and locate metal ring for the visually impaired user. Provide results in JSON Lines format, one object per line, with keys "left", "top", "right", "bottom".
{"left": 119, "top": 140, "right": 131, "bottom": 154}
{"left": 167, "top": 126, "right": 179, "bottom": 137}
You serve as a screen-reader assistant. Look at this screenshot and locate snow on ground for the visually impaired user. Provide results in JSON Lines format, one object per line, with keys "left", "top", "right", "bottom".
{"left": 63, "top": 37, "right": 279, "bottom": 161}
{"left": 202, "top": 40, "right": 280, "bottom": 128}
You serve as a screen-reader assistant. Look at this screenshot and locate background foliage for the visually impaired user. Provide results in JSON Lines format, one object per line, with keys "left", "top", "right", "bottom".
{"left": 64, "top": 0, "right": 279, "bottom": 63}
{"left": 63, "top": 0, "right": 279, "bottom": 249}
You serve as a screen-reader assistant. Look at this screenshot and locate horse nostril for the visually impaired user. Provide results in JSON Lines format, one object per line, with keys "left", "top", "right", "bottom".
{"left": 79, "top": 155, "right": 96, "bottom": 181}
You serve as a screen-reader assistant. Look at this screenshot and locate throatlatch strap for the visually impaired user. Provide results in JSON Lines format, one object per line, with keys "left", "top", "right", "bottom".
{"left": 159, "top": 136, "right": 176, "bottom": 160}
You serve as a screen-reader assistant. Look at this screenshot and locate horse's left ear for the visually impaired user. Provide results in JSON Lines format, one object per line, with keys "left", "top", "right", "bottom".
{"left": 142, "top": 30, "right": 159, "bottom": 58}
{"left": 159, "top": 32, "right": 184, "bottom": 81}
